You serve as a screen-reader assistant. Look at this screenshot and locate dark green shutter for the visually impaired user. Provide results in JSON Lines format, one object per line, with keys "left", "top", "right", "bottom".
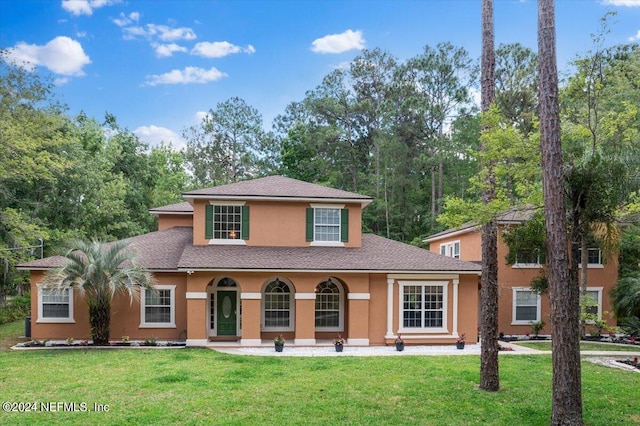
{"left": 205, "top": 204, "right": 213, "bottom": 239}
{"left": 306, "top": 208, "right": 314, "bottom": 242}
{"left": 341, "top": 208, "right": 349, "bottom": 242}
{"left": 241, "top": 205, "right": 250, "bottom": 240}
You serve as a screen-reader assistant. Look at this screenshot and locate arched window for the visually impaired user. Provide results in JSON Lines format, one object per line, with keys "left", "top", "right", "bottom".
{"left": 315, "top": 278, "right": 343, "bottom": 331}
{"left": 263, "top": 278, "right": 293, "bottom": 331}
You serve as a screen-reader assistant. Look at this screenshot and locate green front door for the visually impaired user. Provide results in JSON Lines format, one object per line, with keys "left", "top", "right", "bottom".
{"left": 217, "top": 291, "right": 237, "bottom": 336}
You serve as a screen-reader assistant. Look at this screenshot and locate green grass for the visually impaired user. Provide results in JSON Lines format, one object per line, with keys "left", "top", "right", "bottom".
{"left": 0, "top": 320, "right": 27, "bottom": 350}
{"left": 0, "top": 322, "right": 638, "bottom": 425}
{"left": 515, "top": 340, "right": 640, "bottom": 352}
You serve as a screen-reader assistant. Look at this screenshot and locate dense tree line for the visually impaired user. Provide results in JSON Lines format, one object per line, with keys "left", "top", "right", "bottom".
{"left": 1, "top": 36, "right": 639, "bottom": 305}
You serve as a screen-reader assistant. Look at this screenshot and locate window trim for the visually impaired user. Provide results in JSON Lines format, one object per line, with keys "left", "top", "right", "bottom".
{"left": 583, "top": 287, "right": 603, "bottom": 322}
{"left": 314, "top": 278, "right": 345, "bottom": 332}
{"left": 308, "top": 204, "right": 346, "bottom": 247}
{"left": 511, "top": 287, "right": 541, "bottom": 325}
{"left": 578, "top": 248, "right": 604, "bottom": 269}
{"left": 140, "top": 285, "right": 176, "bottom": 328}
{"left": 512, "top": 249, "right": 544, "bottom": 269}
{"left": 261, "top": 278, "right": 295, "bottom": 332}
{"left": 439, "top": 241, "right": 460, "bottom": 259}
{"left": 206, "top": 201, "right": 248, "bottom": 245}
{"left": 37, "top": 284, "right": 74, "bottom": 323}
{"left": 398, "top": 281, "right": 448, "bottom": 334}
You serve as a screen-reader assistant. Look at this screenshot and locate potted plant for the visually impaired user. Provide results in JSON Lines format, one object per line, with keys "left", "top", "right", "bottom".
{"left": 395, "top": 334, "right": 405, "bottom": 351}
{"left": 456, "top": 333, "right": 466, "bottom": 350}
{"left": 274, "top": 334, "right": 285, "bottom": 352}
{"left": 334, "top": 334, "right": 345, "bottom": 352}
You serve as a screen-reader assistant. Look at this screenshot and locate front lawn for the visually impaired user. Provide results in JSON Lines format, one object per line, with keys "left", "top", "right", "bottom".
{"left": 515, "top": 340, "right": 640, "bottom": 352}
{"left": 0, "top": 346, "right": 638, "bottom": 425}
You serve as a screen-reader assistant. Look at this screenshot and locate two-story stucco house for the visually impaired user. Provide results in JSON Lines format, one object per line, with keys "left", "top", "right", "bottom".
{"left": 19, "top": 176, "right": 482, "bottom": 346}
{"left": 424, "top": 209, "right": 618, "bottom": 336}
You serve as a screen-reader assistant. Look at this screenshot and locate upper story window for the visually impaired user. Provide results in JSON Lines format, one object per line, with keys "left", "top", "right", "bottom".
{"left": 37, "top": 285, "right": 74, "bottom": 323}
{"left": 439, "top": 241, "right": 460, "bottom": 259}
{"left": 306, "top": 204, "right": 348, "bottom": 246}
{"left": 205, "top": 203, "right": 249, "bottom": 244}
{"left": 577, "top": 248, "right": 603, "bottom": 267}
{"left": 513, "top": 249, "right": 545, "bottom": 268}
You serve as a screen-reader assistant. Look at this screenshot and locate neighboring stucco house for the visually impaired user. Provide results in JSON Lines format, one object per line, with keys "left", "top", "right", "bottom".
{"left": 424, "top": 209, "right": 618, "bottom": 336}
{"left": 19, "top": 176, "right": 481, "bottom": 346}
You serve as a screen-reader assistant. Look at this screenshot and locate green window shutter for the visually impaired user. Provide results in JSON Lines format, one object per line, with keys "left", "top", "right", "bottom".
{"left": 341, "top": 208, "right": 349, "bottom": 242}
{"left": 205, "top": 204, "right": 213, "bottom": 239}
{"left": 241, "top": 205, "right": 250, "bottom": 240}
{"left": 306, "top": 208, "right": 314, "bottom": 242}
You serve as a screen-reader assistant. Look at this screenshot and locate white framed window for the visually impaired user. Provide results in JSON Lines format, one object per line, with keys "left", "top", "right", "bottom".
{"left": 582, "top": 287, "right": 603, "bottom": 321}
{"left": 205, "top": 201, "right": 248, "bottom": 245}
{"left": 578, "top": 248, "right": 603, "bottom": 268}
{"left": 262, "top": 278, "right": 294, "bottom": 331}
{"left": 439, "top": 241, "right": 460, "bottom": 259}
{"left": 512, "top": 288, "right": 541, "bottom": 325}
{"left": 315, "top": 208, "right": 341, "bottom": 242}
{"left": 315, "top": 279, "right": 344, "bottom": 331}
{"left": 307, "top": 204, "right": 347, "bottom": 246}
{"left": 140, "top": 285, "right": 176, "bottom": 328}
{"left": 37, "top": 285, "right": 74, "bottom": 323}
{"left": 398, "top": 281, "right": 448, "bottom": 332}
{"left": 513, "top": 249, "right": 544, "bottom": 268}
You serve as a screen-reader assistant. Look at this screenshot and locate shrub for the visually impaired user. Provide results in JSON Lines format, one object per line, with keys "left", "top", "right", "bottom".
{"left": 0, "top": 293, "right": 30, "bottom": 325}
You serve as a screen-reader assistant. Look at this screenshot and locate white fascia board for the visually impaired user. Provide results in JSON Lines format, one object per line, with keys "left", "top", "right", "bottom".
{"left": 423, "top": 226, "right": 480, "bottom": 243}
{"left": 183, "top": 195, "right": 372, "bottom": 206}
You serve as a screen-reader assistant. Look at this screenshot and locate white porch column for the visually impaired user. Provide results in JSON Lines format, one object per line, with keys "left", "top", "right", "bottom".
{"left": 385, "top": 277, "right": 395, "bottom": 339}
{"left": 452, "top": 278, "right": 460, "bottom": 337}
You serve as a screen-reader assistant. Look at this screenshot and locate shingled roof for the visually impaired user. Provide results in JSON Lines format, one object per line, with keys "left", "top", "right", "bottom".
{"left": 182, "top": 175, "right": 372, "bottom": 203}
{"left": 177, "top": 234, "right": 481, "bottom": 273}
{"left": 18, "top": 228, "right": 480, "bottom": 274}
{"left": 424, "top": 205, "right": 539, "bottom": 242}
{"left": 17, "top": 227, "right": 193, "bottom": 271}
{"left": 149, "top": 201, "right": 193, "bottom": 215}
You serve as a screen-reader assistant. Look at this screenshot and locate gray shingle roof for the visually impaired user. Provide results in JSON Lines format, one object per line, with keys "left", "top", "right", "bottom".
{"left": 149, "top": 202, "right": 193, "bottom": 215}
{"left": 18, "top": 229, "right": 480, "bottom": 274}
{"left": 17, "top": 227, "right": 193, "bottom": 271}
{"left": 178, "top": 234, "right": 481, "bottom": 273}
{"left": 183, "top": 175, "right": 372, "bottom": 202}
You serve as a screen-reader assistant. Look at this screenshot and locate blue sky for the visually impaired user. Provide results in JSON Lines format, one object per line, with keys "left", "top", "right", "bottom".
{"left": 2, "top": 0, "right": 639, "bottom": 149}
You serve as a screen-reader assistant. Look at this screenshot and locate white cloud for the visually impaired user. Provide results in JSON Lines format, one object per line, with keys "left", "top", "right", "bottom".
{"left": 153, "top": 43, "right": 187, "bottom": 58}
{"left": 54, "top": 77, "right": 70, "bottom": 86}
{"left": 112, "top": 11, "right": 140, "bottom": 27}
{"left": 122, "top": 23, "right": 196, "bottom": 41}
{"left": 134, "top": 125, "right": 186, "bottom": 149}
{"left": 311, "top": 29, "right": 365, "bottom": 54}
{"left": 191, "top": 41, "right": 255, "bottom": 58}
{"left": 6, "top": 36, "right": 91, "bottom": 76}
{"left": 194, "top": 111, "right": 209, "bottom": 122}
{"left": 143, "top": 66, "right": 227, "bottom": 86}
{"left": 603, "top": 0, "right": 640, "bottom": 6}
{"left": 629, "top": 30, "right": 640, "bottom": 41}
{"left": 61, "top": 0, "right": 120, "bottom": 16}
{"left": 76, "top": 31, "right": 87, "bottom": 38}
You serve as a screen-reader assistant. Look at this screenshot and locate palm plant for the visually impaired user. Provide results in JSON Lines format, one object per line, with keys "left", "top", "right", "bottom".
{"left": 43, "top": 239, "right": 155, "bottom": 345}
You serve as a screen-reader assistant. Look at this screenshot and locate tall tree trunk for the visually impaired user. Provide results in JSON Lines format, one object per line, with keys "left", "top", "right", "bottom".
{"left": 538, "top": 1, "right": 583, "bottom": 424}
{"left": 430, "top": 166, "right": 436, "bottom": 225}
{"left": 438, "top": 161, "right": 443, "bottom": 213}
{"left": 479, "top": 0, "right": 500, "bottom": 392}
{"left": 580, "top": 235, "right": 589, "bottom": 338}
